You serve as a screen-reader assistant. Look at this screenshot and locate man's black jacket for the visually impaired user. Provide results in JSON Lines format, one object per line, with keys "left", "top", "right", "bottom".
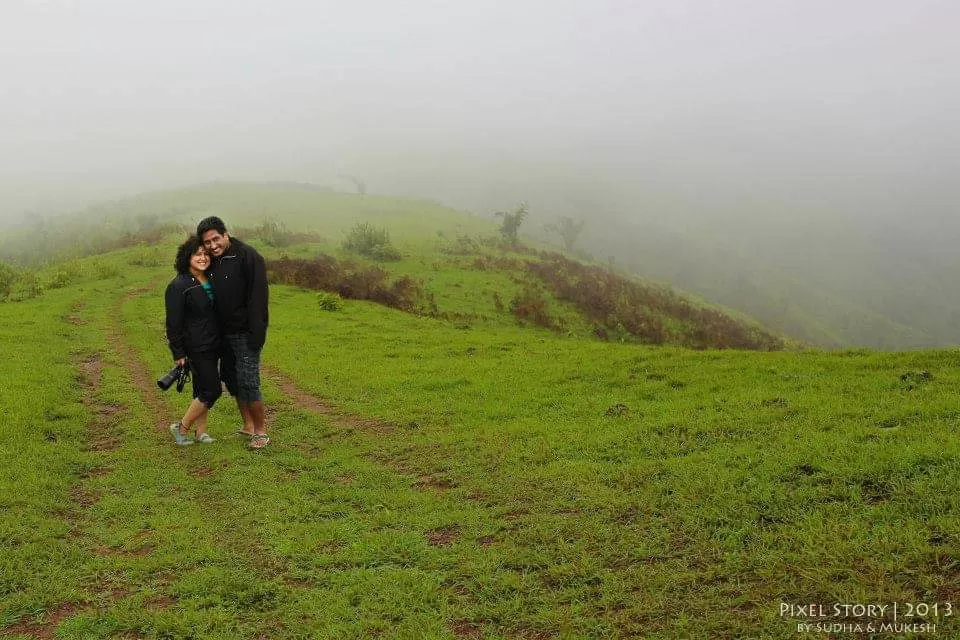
{"left": 207, "top": 237, "right": 269, "bottom": 351}
{"left": 164, "top": 274, "right": 220, "bottom": 360}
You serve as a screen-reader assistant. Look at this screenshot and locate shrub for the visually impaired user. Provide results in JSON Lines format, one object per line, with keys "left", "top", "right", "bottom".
{"left": 510, "top": 286, "right": 555, "bottom": 329}
{"left": 317, "top": 291, "right": 344, "bottom": 311}
{"left": 0, "top": 262, "right": 18, "bottom": 300}
{"left": 8, "top": 274, "right": 42, "bottom": 301}
{"left": 93, "top": 259, "right": 121, "bottom": 280}
{"left": 268, "top": 255, "right": 435, "bottom": 315}
{"left": 440, "top": 234, "right": 481, "bottom": 256}
{"left": 46, "top": 261, "right": 84, "bottom": 289}
{"left": 523, "top": 252, "right": 783, "bottom": 350}
{"left": 47, "top": 270, "right": 73, "bottom": 289}
{"left": 233, "top": 219, "right": 325, "bottom": 248}
{"left": 342, "top": 223, "right": 401, "bottom": 261}
{"left": 0, "top": 260, "right": 42, "bottom": 303}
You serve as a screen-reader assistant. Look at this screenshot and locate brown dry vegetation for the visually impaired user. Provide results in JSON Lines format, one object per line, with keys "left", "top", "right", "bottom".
{"left": 524, "top": 252, "right": 784, "bottom": 350}
{"left": 267, "top": 255, "right": 437, "bottom": 315}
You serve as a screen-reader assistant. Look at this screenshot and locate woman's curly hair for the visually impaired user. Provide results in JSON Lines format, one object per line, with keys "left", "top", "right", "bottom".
{"left": 174, "top": 236, "right": 205, "bottom": 274}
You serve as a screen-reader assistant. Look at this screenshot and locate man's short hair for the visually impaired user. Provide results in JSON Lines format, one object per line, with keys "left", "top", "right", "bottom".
{"left": 197, "top": 216, "right": 227, "bottom": 238}
{"left": 175, "top": 236, "right": 203, "bottom": 274}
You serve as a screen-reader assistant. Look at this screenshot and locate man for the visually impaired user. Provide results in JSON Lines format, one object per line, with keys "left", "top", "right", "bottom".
{"left": 197, "top": 216, "right": 270, "bottom": 449}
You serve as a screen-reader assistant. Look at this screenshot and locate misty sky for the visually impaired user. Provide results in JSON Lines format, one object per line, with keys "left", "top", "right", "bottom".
{"left": 1, "top": 0, "right": 958, "bottom": 235}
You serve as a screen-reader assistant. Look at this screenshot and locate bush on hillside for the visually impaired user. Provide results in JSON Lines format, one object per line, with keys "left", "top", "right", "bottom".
{"left": 317, "top": 291, "right": 344, "bottom": 311}
{"left": 268, "top": 255, "right": 436, "bottom": 315}
{"left": 525, "top": 253, "right": 784, "bottom": 350}
{"left": 232, "top": 219, "right": 325, "bottom": 248}
{"left": 0, "top": 262, "right": 42, "bottom": 302}
{"left": 8, "top": 274, "right": 42, "bottom": 301}
{"left": 46, "top": 261, "right": 84, "bottom": 290}
{"left": 440, "top": 234, "right": 482, "bottom": 256}
{"left": 510, "top": 286, "right": 556, "bottom": 330}
{"left": 342, "top": 223, "right": 401, "bottom": 261}
{"left": 0, "top": 262, "right": 18, "bottom": 300}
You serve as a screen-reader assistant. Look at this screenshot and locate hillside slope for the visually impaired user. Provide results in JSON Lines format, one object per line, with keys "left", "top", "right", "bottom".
{"left": 2, "top": 224, "right": 960, "bottom": 637}
{"left": 0, "top": 182, "right": 784, "bottom": 351}
{"left": 586, "top": 215, "right": 960, "bottom": 349}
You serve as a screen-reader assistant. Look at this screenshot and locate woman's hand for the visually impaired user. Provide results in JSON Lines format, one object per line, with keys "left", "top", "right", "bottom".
{"left": 176, "top": 358, "right": 187, "bottom": 367}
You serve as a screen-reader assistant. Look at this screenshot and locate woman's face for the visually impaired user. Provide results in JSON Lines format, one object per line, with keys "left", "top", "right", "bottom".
{"left": 189, "top": 246, "right": 210, "bottom": 272}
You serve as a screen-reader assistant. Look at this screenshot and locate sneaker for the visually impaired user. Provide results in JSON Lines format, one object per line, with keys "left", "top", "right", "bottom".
{"left": 169, "top": 423, "right": 194, "bottom": 446}
{"left": 196, "top": 433, "right": 216, "bottom": 444}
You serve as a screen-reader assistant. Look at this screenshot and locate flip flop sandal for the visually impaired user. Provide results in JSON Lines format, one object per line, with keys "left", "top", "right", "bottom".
{"left": 248, "top": 434, "right": 270, "bottom": 449}
{"left": 196, "top": 433, "right": 216, "bottom": 444}
{"left": 234, "top": 429, "right": 255, "bottom": 438}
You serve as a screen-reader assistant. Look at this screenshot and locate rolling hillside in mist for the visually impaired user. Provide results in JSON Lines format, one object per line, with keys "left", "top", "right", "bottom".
{"left": 585, "top": 214, "right": 960, "bottom": 350}
{"left": 3, "top": 181, "right": 956, "bottom": 350}
{"left": 3, "top": 187, "right": 960, "bottom": 637}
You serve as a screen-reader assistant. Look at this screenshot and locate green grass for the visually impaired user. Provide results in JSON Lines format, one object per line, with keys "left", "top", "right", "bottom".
{"left": 3, "top": 213, "right": 960, "bottom": 638}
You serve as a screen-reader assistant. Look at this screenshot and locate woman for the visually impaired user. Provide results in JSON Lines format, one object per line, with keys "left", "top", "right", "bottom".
{"left": 164, "top": 236, "right": 222, "bottom": 445}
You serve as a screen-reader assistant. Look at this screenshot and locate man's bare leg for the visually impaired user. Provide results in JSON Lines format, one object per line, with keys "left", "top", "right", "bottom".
{"left": 243, "top": 400, "right": 269, "bottom": 448}
{"left": 249, "top": 400, "right": 267, "bottom": 435}
{"left": 237, "top": 399, "right": 255, "bottom": 435}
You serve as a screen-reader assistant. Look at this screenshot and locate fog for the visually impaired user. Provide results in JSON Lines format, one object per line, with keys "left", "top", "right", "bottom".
{"left": 3, "top": 0, "right": 959, "bottom": 346}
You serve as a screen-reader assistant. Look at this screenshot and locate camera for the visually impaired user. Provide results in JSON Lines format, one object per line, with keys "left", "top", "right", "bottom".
{"left": 157, "top": 364, "right": 189, "bottom": 392}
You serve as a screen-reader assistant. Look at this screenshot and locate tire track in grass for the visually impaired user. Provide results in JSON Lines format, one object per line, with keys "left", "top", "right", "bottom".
{"left": 262, "top": 363, "right": 461, "bottom": 495}
{"left": 262, "top": 349, "right": 652, "bottom": 638}
{"left": 108, "top": 286, "right": 309, "bottom": 637}
{"left": 2, "top": 306, "right": 136, "bottom": 638}
{"left": 262, "top": 363, "right": 395, "bottom": 435}
{"left": 118, "top": 286, "right": 529, "bottom": 637}
{"left": 110, "top": 286, "right": 169, "bottom": 432}
{"left": 259, "top": 365, "right": 502, "bottom": 639}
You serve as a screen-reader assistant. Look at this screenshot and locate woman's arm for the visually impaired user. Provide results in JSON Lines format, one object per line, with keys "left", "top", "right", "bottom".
{"left": 164, "top": 280, "right": 187, "bottom": 361}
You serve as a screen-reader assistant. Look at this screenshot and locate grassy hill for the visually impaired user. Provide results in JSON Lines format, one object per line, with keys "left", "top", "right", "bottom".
{"left": 589, "top": 216, "right": 960, "bottom": 350}
{"left": 2, "top": 185, "right": 960, "bottom": 638}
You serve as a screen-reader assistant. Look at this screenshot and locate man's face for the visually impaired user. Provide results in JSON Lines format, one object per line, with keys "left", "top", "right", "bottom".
{"left": 201, "top": 229, "right": 230, "bottom": 257}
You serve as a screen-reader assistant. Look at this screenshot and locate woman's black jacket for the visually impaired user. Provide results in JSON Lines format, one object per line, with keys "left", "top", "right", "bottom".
{"left": 164, "top": 274, "right": 220, "bottom": 360}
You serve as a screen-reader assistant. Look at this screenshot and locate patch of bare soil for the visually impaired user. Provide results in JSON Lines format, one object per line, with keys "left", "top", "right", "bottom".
{"left": 93, "top": 545, "right": 155, "bottom": 558}
{"left": 412, "top": 475, "right": 457, "bottom": 492}
{"left": 69, "top": 486, "right": 101, "bottom": 510}
{"left": 425, "top": 525, "right": 461, "bottom": 547}
{"left": 449, "top": 620, "right": 482, "bottom": 638}
{"left": 0, "top": 602, "right": 87, "bottom": 639}
{"left": 143, "top": 595, "right": 176, "bottom": 610}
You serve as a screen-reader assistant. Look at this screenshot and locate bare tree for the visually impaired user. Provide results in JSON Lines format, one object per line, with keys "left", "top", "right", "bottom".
{"left": 544, "top": 216, "right": 586, "bottom": 252}
{"left": 338, "top": 174, "right": 367, "bottom": 198}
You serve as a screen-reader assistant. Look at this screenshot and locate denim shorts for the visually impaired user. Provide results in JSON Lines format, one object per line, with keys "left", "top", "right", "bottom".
{"left": 221, "top": 333, "right": 262, "bottom": 403}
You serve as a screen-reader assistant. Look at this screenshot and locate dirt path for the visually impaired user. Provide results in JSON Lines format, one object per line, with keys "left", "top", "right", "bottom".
{"left": 109, "top": 285, "right": 170, "bottom": 431}
{"left": 262, "top": 363, "right": 394, "bottom": 434}
{"left": 4, "top": 308, "right": 132, "bottom": 638}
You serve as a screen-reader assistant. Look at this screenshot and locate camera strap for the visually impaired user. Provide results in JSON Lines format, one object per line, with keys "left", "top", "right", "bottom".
{"left": 176, "top": 363, "right": 191, "bottom": 393}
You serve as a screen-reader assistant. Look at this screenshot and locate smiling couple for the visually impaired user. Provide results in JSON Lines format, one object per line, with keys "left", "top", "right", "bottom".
{"left": 163, "top": 216, "right": 270, "bottom": 449}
